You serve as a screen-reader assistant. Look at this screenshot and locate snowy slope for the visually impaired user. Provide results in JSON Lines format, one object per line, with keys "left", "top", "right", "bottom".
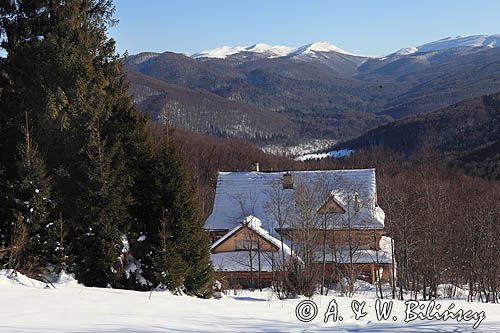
{"left": 192, "top": 45, "right": 247, "bottom": 59}
{"left": 1, "top": 270, "right": 500, "bottom": 332}
{"left": 290, "top": 41, "right": 363, "bottom": 57}
{"left": 192, "top": 41, "right": 364, "bottom": 59}
{"left": 296, "top": 149, "right": 354, "bottom": 161}
{"left": 245, "top": 43, "right": 296, "bottom": 57}
{"left": 395, "top": 34, "right": 500, "bottom": 55}
{"left": 192, "top": 43, "right": 295, "bottom": 59}
{"left": 130, "top": 52, "right": 160, "bottom": 64}
{"left": 192, "top": 35, "right": 500, "bottom": 61}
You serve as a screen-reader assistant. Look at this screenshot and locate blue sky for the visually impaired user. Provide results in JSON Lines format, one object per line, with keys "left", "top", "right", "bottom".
{"left": 110, "top": 0, "right": 500, "bottom": 56}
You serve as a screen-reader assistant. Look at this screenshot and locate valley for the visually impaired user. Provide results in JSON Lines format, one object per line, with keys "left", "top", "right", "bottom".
{"left": 124, "top": 35, "right": 500, "bottom": 150}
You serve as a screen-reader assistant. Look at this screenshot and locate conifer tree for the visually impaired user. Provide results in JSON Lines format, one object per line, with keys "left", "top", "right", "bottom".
{"left": 151, "top": 208, "right": 187, "bottom": 292}
{"left": 125, "top": 129, "right": 212, "bottom": 294}
{"left": 74, "top": 120, "right": 131, "bottom": 287}
{"left": 125, "top": 131, "right": 162, "bottom": 290}
{"left": 0, "top": 0, "right": 146, "bottom": 286}
{"left": 46, "top": 213, "right": 74, "bottom": 275}
{"left": 11, "top": 113, "right": 54, "bottom": 274}
{"left": 0, "top": 164, "right": 12, "bottom": 267}
{"left": 0, "top": 164, "right": 9, "bottom": 241}
{"left": 149, "top": 142, "right": 213, "bottom": 296}
{"left": 7, "top": 212, "right": 28, "bottom": 271}
{"left": 1, "top": 1, "right": 212, "bottom": 291}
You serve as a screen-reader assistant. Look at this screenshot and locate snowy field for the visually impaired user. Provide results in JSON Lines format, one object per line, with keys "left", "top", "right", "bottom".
{"left": 260, "top": 139, "right": 337, "bottom": 157}
{"left": 295, "top": 149, "right": 354, "bottom": 162}
{"left": 1, "top": 270, "right": 500, "bottom": 333}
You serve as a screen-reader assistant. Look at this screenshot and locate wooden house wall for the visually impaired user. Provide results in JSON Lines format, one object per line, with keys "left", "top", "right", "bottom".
{"left": 211, "top": 226, "right": 278, "bottom": 253}
{"left": 278, "top": 229, "right": 385, "bottom": 250}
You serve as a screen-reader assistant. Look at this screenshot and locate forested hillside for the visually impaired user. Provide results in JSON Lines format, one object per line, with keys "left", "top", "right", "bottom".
{"left": 337, "top": 92, "right": 500, "bottom": 179}
{"left": 124, "top": 40, "right": 500, "bottom": 146}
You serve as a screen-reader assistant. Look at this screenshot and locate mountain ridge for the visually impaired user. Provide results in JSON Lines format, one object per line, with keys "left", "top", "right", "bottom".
{"left": 124, "top": 33, "right": 500, "bottom": 147}
{"left": 336, "top": 92, "right": 500, "bottom": 179}
{"left": 188, "top": 34, "right": 500, "bottom": 60}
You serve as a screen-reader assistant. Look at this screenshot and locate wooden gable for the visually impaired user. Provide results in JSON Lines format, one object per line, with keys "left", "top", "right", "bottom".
{"left": 211, "top": 225, "right": 280, "bottom": 254}
{"left": 317, "top": 195, "right": 346, "bottom": 214}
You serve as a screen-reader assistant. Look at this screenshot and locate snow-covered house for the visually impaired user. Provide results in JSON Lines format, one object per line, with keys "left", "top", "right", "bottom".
{"left": 205, "top": 168, "right": 393, "bottom": 287}
{"left": 210, "top": 216, "right": 294, "bottom": 288}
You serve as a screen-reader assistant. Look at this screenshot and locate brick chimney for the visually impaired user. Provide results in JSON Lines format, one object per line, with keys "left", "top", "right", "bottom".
{"left": 283, "top": 172, "right": 293, "bottom": 189}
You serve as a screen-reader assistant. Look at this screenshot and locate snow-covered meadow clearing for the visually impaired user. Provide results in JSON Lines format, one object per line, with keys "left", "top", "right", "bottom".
{"left": 1, "top": 270, "right": 499, "bottom": 333}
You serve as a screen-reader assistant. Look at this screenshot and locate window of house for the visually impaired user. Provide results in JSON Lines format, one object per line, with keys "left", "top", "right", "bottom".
{"left": 357, "top": 270, "right": 371, "bottom": 282}
{"left": 235, "top": 239, "right": 258, "bottom": 250}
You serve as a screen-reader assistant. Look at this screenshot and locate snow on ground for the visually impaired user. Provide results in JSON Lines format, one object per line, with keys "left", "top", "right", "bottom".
{"left": 296, "top": 149, "right": 354, "bottom": 162}
{"left": 261, "top": 139, "right": 338, "bottom": 157}
{"left": 1, "top": 270, "right": 500, "bottom": 332}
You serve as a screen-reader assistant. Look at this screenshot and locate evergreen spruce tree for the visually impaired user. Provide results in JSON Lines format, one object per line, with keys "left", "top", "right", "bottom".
{"left": 0, "top": 163, "right": 12, "bottom": 266}
{"left": 151, "top": 208, "right": 187, "bottom": 292}
{"left": 74, "top": 119, "right": 131, "bottom": 287}
{"left": 46, "top": 213, "right": 74, "bottom": 275}
{"left": 148, "top": 141, "right": 213, "bottom": 296}
{"left": 1, "top": 1, "right": 212, "bottom": 291}
{"left": 126, "top": 131, "right": 162, "bottom": 290}
{"left": 11, "top": 113, "right": 54, "bottom": 274}
{"left": 0, "top": 1, "right": 144, "bottom": 286}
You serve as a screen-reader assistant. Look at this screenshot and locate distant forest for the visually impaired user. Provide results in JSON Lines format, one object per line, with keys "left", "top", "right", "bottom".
{"left": 338, "top": 92, "right": 500, "bottom": 180}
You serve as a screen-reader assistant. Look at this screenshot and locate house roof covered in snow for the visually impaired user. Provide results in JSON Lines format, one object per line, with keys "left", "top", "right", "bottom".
{"left": 204, "top": 169, "right": 385, "bottom": 236}
{"left": 210, "top": 216, "right": 294, "bottom": 256}
{"left": 210, "top": 216, "right": 297, "bottom": 272}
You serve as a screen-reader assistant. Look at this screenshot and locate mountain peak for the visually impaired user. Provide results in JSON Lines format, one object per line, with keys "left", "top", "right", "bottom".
{"left": 244, "top": 43, "right": 295, "bottom": 57}
{"left": 191, "top": 41, "right": 362, "bottom": 59}
{"left": 294, "top": 41, "right": 353, "bottom": 55}
{"left": 190, "top": 34, "right": 500, "bottom": 61}
{"left": 394, "top": 47, "right": 418, "bottom": 56}
{"left": 391, "top": 34, "right": 500, "bottom": 57}
{"left": 192, "top": 43, "right": 295, "bottom": 59}
{"left": 417, "top": 34, "right": 500, "bottom": 53}
{"left": 191, "top": 45, "right": 246, "bottom": 59}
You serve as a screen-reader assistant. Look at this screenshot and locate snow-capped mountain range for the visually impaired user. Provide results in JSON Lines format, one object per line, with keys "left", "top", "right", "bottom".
{"left": 192, "top": 43, "right": 295, "bottom": 59}
{"left": 398, "top": 34, "right": 500, "bottom": 55}
{"left": 191, "top": 34, "right": 500, "bottom": 59}
{"left": 191, "top": 41, "right": 359, "bottom": 59}
{"left": 125, "top": 32, "right": 500, "bottom": 146}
